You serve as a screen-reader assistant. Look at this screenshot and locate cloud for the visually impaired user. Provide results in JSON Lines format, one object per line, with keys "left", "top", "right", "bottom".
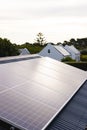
{"left": 0, "top": 0, "right": 87, "bottom": 44}
{"left": 0, "top": 0, "right": 87, "bottom": 21}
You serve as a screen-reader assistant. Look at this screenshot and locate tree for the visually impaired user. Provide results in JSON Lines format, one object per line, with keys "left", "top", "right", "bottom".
{"left": 35, "top": 32, "right": 46, "bottom": 45}
{"left": 63, "top": 40, "right": 69, "bottom": 46}
{"left": 70, "top": 38, "right": 76, "bottom": 45}
{"left": 0, "top": 38, "right": 19, "bottom": 57}
{"left": 57, "top": 42, "right": 62, "bottom": 45}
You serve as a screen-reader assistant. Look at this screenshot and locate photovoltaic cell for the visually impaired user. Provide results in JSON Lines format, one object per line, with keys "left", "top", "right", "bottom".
{"left": 0, "top": 89, "right": 56, "bottom": 130}
{"left": 0, "top": 56, "right": 86, "bottom": 130}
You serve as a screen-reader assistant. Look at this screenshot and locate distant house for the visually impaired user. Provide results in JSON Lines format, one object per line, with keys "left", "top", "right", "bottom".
{"left": 19, "top": 48, "right": 30, "bottom": 55}
{"left": 39, "top": 43, "right": 70, "bottom": 61}
{"left": 64, "top": 45, "right": 80, "bottom": 61}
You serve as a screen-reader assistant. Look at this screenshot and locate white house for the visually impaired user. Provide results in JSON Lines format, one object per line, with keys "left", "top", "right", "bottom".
{"left": 39, "top": 43, "right": 70, "bottom": 61}
{"left": 64, "top": 45, "right": 80, "bottom": 61}
{"left": 19, "top": 48, "right": 30, "bottom": 55}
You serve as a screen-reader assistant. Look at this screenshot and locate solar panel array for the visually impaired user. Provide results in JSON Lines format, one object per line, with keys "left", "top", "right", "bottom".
{"left": 0, "top": 56, "right": 86, "bottom": 130}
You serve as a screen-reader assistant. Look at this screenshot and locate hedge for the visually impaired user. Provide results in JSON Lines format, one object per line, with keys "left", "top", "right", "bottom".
{"left": 66, "top": 62, "right": 87, "bottom": 71}
{"left": 80, "top": 55, "right": 87, "bottom": 61}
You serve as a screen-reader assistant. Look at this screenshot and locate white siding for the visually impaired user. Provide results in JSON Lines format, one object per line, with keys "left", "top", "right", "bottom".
{"left": 39, "top": 44, "right": 69, "bottom": 61}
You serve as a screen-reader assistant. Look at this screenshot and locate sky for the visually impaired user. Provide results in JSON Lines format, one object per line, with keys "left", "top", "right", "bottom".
{"left": 0, "top": 0, "right": 87, "bottom": 44}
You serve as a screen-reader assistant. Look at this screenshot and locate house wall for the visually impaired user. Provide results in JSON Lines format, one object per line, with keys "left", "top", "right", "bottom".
{"left": 39, "top": 44, "right": 64, "bottom": 61}
{"left": 64, "top": 45, "right": 80, "bottom": 61}
{"left": 75, "top": 54, "right": 80, "bottom": 61}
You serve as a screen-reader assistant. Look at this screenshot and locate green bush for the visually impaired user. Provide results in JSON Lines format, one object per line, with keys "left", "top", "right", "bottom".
{"left": 0, "top": 38, "right": 19, "bottom": 57}
{"left": 66, "top": 62, "right": 87, "bottom": 71}
{"left": 80, "top": 55, "right": 87, "bottom": 61}
{"left": 61, "top": 57, "right": 75, "bottom": 62}
{"left": 81, "top": 50, "right": 87, "bottom": 55}
{"left": 17, "top": 43, "right": 44, "bottom": 54}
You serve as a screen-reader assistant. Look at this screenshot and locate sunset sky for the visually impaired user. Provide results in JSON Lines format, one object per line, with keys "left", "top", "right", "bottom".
{"left": 0, "top": 0, "right": 87, "bottom": 44}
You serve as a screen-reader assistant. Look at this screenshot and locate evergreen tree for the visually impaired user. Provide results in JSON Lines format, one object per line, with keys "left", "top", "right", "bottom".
{"left": 35, "top": 32, "right": 46, "bottom": 45}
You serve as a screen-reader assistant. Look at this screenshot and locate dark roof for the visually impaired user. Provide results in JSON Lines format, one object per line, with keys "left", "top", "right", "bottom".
{"left": 46, "top": 80, "right": 87, "bottom": 130}
{"left": 0, "top": 126, "right": 6, "bottom": 130}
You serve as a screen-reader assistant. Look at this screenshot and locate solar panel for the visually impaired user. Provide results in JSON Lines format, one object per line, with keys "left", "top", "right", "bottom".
{"left": 0, "top": 56, "right": 86, "bottom": 130}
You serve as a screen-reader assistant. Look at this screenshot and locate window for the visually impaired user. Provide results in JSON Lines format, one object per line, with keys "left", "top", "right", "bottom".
{"left": 48, "top": 49, "right": 50, "bottom": 53}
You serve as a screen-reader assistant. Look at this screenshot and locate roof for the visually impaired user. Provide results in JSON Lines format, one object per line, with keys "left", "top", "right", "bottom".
{"left": 39, "top": 43, "right": 70, "bottom": 57}
{"left": 0, "top": 126, "right": 6, "bottom": 130}
{"left": 19, "top": 48, "right": 30, "bottom": 55}
{"left": 65, "top": 45, "right": 80, "bottom": 54}
{"left": 46, "top": 80, "right": 87, "bottom": 130}
{"left": 54, "top": 45, "right": 70, "bottom": 56}
{"left": 0, "top": 55, "right": 86, "bottom": 130}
